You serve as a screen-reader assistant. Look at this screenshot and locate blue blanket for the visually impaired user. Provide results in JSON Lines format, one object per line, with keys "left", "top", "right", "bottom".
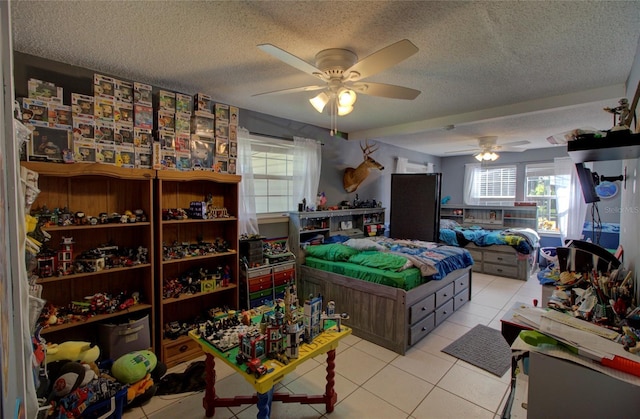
{"left": 439, "top": 227, "right": 539, "bottom": 255}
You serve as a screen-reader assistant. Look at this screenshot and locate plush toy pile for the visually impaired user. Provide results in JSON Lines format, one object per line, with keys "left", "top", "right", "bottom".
{"left": 34, "top": 336, "right": 166, "bottom": 417}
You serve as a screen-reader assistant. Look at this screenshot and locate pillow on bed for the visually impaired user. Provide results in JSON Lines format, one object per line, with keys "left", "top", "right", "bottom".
{"left": 343, "top": 238, "right": 385, "bottom": 251}
{"left": 440, "top": 218, "right": 460, "bottom": 230}
{"left": 304, "top": 243, "right": 360, "bottom": 261}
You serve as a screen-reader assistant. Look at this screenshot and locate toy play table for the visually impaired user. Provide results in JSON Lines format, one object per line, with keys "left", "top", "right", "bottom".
{"left": 189, "top": 324, "right": 351, "bottom": 418}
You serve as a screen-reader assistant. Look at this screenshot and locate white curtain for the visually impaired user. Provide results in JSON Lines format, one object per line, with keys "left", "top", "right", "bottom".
{"left": 554, "top": 157, "right": 588, "bottom": 243}
{"left": 463, "top": 163, "right": 481, "bottom": 205}
{"left": 237, "top": 127, "right": 259, "bottom": 236}
{"left": 293, "top": 136, "right": 322, "bottom": 211}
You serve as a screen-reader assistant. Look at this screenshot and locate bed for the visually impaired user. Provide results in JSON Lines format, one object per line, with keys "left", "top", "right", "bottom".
{"left": 438, "top": 219, "right": 540, "bottom": 280}
{"left": 299, "top": 238, "right": 474, "bottom": 355}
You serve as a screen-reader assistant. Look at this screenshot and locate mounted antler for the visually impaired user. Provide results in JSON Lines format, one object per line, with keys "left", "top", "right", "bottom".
{"left": 343, "top": 140, "right": 384, "bottom": 193}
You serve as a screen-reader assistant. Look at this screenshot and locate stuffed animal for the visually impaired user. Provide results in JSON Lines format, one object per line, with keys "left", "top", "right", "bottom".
{"left": 111, "top": 350, "right": 167, "bottom": 406}
{"left": 46, "top": 341, "right": 100, "bottom": 364}
{"left": 52, "top": 362, "right": 97, "bottom": 398}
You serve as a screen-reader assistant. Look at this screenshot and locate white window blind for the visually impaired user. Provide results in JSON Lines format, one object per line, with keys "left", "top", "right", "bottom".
{"left": 475, "top": 166, "right": 517, "bottom": 199}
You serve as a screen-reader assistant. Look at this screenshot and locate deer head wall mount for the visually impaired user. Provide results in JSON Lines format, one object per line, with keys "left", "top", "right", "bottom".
{"left": 343, "top": 141, "right": 384, "bottom": 193}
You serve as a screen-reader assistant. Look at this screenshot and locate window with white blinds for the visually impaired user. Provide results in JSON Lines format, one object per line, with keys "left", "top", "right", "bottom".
{"left": 247, "top": 136, "right": 295, "bottom": 213}
{"left": 473, "top": 166, "right": 517, "bottom": 201}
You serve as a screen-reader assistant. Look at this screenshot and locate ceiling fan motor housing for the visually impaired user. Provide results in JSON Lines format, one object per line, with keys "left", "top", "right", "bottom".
{"left": 314, "top": 49, "right": 358, "bottom": 81}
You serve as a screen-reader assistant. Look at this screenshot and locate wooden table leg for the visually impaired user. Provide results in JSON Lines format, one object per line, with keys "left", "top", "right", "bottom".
{"left": 324, "top": 349, "right": 338, "bottom": 413}
{"left": 203, "top": 353, "right": 217, "bottom": 417}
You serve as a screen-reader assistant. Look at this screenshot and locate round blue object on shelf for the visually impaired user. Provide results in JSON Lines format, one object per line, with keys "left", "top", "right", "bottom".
{"left": 595, "top": 181, "right": 618, "bottom": 199}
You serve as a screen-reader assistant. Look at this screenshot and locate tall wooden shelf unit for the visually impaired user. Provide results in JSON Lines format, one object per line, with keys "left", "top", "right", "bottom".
{"left": 22, "top": 162, "right": 155, "bottom": 344}
{"left": 155, "top": 170, "right": 240, "bottom": 367}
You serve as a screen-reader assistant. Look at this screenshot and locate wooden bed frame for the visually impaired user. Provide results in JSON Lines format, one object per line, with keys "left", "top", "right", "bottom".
{"left": 299, "top": 265, "right": 472, "bottom": 355}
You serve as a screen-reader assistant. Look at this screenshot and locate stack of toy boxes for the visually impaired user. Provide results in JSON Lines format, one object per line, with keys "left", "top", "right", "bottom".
{"left": 155, "top": 90, "right": 177, "bottom": 170}
{"left": 92, "top": 74, "right": 118, "bottom": 165}
{"left": 190, "top": 93, "right": 215, "bottom": 170}
{"left": 228, "top": 105, "right": 238, "bottom": 174}
{"left": 213, "top": 103, "right": 229, "bottom": 173}
{"left": 21, "top": 78, "right": 72, "bottom": 162}
{"left": 174, "top": 93, "right": 193, "bottom": 171}
{"left": 133, "top": 82, "right": 153, "bottom": 168}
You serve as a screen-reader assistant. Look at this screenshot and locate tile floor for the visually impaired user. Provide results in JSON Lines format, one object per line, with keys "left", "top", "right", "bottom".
{"left": 123, "top": 272, "right": 542, "bottom": 419}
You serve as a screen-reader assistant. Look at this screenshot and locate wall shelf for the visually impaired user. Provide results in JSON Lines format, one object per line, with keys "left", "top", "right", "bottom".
{"left": 567, "top": 132, "right": 640, "bottom": 162}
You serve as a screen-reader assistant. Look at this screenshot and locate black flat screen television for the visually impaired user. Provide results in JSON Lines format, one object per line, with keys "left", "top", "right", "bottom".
{"left": 575, "top": 162, "right": 600, "bottom": 204}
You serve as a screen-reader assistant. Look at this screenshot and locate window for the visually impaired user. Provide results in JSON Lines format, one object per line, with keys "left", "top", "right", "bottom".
{"left": 525, "top": 162, "right": 565, "bottom": 232}
{"left": 466, "top": 165, "right": 517, "bottom": 205}
{"left": 246, "top": 136, "right": 295, "bottom": 213}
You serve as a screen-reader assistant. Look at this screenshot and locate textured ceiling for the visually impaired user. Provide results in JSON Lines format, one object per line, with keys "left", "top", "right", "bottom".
{"left": 10, "top": 0, "right": 640, "bottom": 156}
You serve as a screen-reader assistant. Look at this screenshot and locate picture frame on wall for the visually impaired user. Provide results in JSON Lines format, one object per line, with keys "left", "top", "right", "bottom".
{"left": 28, "top": 125, "right": 71, "bottom": 161}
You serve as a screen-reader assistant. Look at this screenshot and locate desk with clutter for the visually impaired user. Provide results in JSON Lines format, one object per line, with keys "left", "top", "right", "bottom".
{"left": 503, "top": 240, "right": 640, "bottom": 418}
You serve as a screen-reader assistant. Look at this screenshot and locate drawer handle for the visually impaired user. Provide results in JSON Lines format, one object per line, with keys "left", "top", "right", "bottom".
{"left": 443, "top": 293, "right": 448, "bottom": 297}
{"left": 421, "top": 307, "right": 427, "bottom": 311}
{"left": 179, "top": 345, "right": 188, "bottom": 353}
{"left": 497, "top": 269, "right": 503, "bottom": 272}
{"left": 422, "top": 327, "right": 428, "bottom": 331}
{"left": 443, "top": 311, "right": 447, "bottom": 315}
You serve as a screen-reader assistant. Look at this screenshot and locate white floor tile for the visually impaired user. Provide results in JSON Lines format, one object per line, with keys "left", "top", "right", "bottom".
{"left": 326, "top": 387, "right": 409, "bottom": 419}
{"left": 431, "top": 320, "right": 472, "bottom": 340}
{"left": 391, "top": 347, "right": 454, "bottom": 385}
{"left": 437, "top": 364, "right": 509, "bottom": 412}
{"left": 353, "top": 338, "right": 399, "bottom": 363}
{"left": 413, "top": 387, "right": 494, "bottom": 419}
{"left": 362, "top": 364, "right": 434, "bottom": 414}
{"left": 333, "top": 346, "right": 387, "bottom": 385}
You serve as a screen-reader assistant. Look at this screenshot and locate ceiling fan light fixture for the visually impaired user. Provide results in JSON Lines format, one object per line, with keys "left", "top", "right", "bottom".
{"left": 337, "top": 104, "right": 354, "bottom": 116}
{"left": 337, "top": 87, "right": 357, "bottom": 107}
{"left": 474, "top": 151, "right": 500, "bottom": 161}
{"left": 310, "top": 92, "right": 330, "bottom": 113}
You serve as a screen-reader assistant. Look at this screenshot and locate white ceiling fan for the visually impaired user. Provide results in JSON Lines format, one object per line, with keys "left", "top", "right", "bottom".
{"left": 446, "top": 136, "right": 530, "bottom": 161}
{"left": 253, "top": 39, "right": 421, "bottom": 125}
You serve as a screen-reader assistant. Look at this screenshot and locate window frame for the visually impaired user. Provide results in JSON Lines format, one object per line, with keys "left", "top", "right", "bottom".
{"left": 524, "top": 162, "right": 563, "bottom": 233}
{"left": 469, "top": 164, "right": 517, "bottom": 205}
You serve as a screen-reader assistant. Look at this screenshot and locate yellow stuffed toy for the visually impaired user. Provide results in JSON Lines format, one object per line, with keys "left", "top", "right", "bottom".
{"left": 46, "top": 341, "right": 100, "bottom": 364}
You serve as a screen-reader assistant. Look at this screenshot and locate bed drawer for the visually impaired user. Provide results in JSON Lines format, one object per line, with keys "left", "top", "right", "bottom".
{"left": 484, "top": 263, "right": 518, "bottom": 278}
{"left": 435, "top": 298, "right": 455, "bottom": 325}
{"left": 409, "top": 294, "right": 435, "bottom": 323}
{"left": 484, "top": 251, "right": 516, "bottom": 265}
{"left": 454, "top": 289, "right": 469, "bottom": 311}
{"left": 435, "top": 282, "right": 455, "bottom": 307}
{"left": 409, "top": 312, "right": 435, "bottom": 345}
{"left": 454, "top": 274, "right": 469, "bottom": 294}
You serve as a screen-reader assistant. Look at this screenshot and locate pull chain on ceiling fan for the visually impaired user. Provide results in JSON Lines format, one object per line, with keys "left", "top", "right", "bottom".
{"left": 254, "top": 39, "right": 421, "bottom": 135}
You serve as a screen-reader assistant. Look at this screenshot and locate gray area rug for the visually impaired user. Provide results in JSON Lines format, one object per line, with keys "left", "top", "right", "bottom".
{"left": 441, "top": 324, "right": 511, "bottom": 377}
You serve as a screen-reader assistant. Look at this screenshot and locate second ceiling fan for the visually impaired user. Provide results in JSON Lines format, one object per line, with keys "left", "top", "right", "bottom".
{"left": 254, "top": 39, "right": 421, "bottom": 118}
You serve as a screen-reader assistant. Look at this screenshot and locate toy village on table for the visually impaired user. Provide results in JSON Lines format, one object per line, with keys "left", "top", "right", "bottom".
{"left": 192, "top": 284, "right": 349, "bottom": 378}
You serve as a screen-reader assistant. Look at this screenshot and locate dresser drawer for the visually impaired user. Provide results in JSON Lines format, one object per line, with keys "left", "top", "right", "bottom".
{"left": 249, "top": 288, "right": 274, "bottom": 300}
{"left": 484, "top": 263, "right": 518, "bottom": 278}
{"left": 454, "top": 274, "right": 469, "bottom": 294}
{"left": 435, "top": 282, "right": 455, "bottom": 307}
{"left": 273, "top": 262, "right": 295, "bottom": 272}
{"left": 245, "top": 267, "right": 272, "bottom": 278}
{"left": 484, "top": 251, "right": 516, "bottom": 265}
{"left": 409, "top": 293, "right": 435, "bottom": 324}
{"left": 409, "top": 312, "right": 435, "bottom": 345}
{"left": 454, "top": 289, "right": 469, "bottom": 311}
{"left": 274, "top": 269, "right": 295, "bottom": 286}
{"left": 163, "top": 337, "right": 202, "bottom": 368}
{"left": 248, "top": 274, "right": 272, "bottom": 292}
{"left": 435, "top": 298, "right": 455, "bottom": 325}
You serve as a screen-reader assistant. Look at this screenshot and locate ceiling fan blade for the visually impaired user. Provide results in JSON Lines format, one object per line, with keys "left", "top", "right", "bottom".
{"left": 252, "top": 85, "right": 326, "bottom": 97}
{"left": 257, "top": 44, "right": 323, "bottom": 78}
{"left": 498, "top": 146, "right": 528, "bottom": 152}
{"left": 350, "top": 82, "right": 421, "bottom": 100}
{"left": 344, "top": 39, "right": 418, "bottom": 80}
{"left": 444, "top": 148, "right": 480, "bottom": 154}
{"left": 502, "top": 140, "right": 530, "bottom": 147}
